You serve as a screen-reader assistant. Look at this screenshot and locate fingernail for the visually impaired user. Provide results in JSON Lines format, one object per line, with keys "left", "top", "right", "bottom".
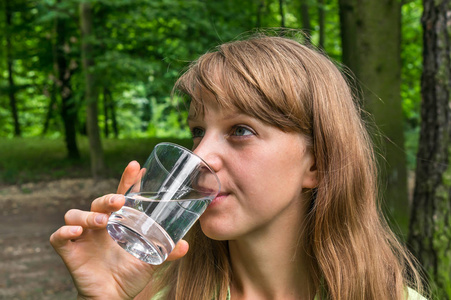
{"left": 70, "top": 226, "right": 81, "bottom": 234}
{"left": 95, "top": 214, "right": 107, "bottom": 224}
{"left": 109, "top": 195, "right": 117, "bottom": 204}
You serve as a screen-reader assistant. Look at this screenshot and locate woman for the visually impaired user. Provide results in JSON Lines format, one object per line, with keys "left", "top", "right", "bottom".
{"left": 50, "top": 35, "right": 425, "bottom": 299}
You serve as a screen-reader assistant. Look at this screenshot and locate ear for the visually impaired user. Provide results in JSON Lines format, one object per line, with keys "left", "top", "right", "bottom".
{"left": 302, "top": 155, "right": 318, "bottom": 189}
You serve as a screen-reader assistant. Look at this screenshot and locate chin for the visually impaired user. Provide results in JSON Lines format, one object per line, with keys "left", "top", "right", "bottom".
{"left": 199, "top": 220, "right": 235, "bottom": 241}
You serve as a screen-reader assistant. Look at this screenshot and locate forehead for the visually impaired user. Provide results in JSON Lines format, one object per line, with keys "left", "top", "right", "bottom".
{"left": 187, "top": 98, "right": 243, "bottom": 122}
{"left": 187, "top": 85, "right": 243, "bottom": 120}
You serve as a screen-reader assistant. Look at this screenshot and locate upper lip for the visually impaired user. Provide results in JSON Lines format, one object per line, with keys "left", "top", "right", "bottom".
{"left": 215, "top": 192, "right": 228, "bottom": 198}
{"left": 194, "top": 186, "right": 218, "bottom": 194}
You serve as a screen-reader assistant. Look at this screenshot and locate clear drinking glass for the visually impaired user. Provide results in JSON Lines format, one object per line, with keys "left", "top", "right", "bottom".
{"left": 107, "top": 142, "right": 220, "bottom": 265}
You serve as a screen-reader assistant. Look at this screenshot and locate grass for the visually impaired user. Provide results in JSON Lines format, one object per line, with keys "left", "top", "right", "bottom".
{"left": 0, "top": 136, "right": 192, "bottom": 185}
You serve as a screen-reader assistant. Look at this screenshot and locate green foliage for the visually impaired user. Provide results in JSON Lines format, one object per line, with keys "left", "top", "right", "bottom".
{"left": 0, "top": 0, "right": 351, "bottom": 141}
{"left": 0, "top": 136, "right": 192, "bottom": 185}
{"left": 401, "top": 0, "right": 423, "bottom": 170}
{"left": 0, "top": 0, "right": 422, "bottom": 167}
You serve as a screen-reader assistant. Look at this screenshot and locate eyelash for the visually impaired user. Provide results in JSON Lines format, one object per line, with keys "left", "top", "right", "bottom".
{"left": 191, "top": 127, "right": 204, "bottom": 138}
{"left": 190, "top": 125, "right": 256, "bottom": 139}
{"left": 230, "top": 126, "right": 255, "bottom": 137}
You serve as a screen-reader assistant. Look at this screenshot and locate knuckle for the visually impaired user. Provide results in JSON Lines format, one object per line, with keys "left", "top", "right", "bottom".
{"left": 87, "top": 212, "right": 97, "bottom": 225}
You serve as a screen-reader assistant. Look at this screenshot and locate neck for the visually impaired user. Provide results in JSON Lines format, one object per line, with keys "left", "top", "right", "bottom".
{"left": 228, "top": 210, "right": 314, "bottom": 300}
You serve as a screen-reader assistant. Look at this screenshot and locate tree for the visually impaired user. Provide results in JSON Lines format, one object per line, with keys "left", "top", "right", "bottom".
{"left": 317, "top": 0, "right": 325, "bottom": 49}
{"left": 338, "top": 0, "right": 409, "bottom": 235}
{"left": 300, "top": 0, "right": 312, "bottom": 43}
{"left": 256, "top": 0, "right": 265, "bottom": 28}
{"left": 53, "top": 0, "right": 80, "bottom": 159}
{"left": 80, "top": 1, "right": 105, "bottom": 179}
{"left": 279, "top": 0, "right": 286, "bottom": 27}
{"left": 408, "top": 0, "right": 451, "bottom": 298}
{"left": 102, "top": 87, "right": 118, "bottom": 138}
{"left": 4, "top": 0, "right": 21, "bottom": 137}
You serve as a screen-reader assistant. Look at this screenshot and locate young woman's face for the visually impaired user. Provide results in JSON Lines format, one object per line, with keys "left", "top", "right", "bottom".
{"left": 189, "top": 92, "right": 317, "bottom": 241}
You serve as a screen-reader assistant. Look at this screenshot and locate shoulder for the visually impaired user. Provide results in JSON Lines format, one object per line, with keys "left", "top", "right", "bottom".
{"left": 309, "top": 288, "right": 427, "bottom": 300}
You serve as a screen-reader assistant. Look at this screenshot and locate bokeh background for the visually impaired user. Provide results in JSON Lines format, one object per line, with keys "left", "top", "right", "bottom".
{"left": 0, "top": 0, "right": 449, "bottom": 299}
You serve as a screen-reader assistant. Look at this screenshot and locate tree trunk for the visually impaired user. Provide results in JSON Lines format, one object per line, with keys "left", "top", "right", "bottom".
{"left": 279, "top": 0, "right": 285, "bottom": 28}
{"left": 42, "top": 81, "right": 57, "bottom": 136}
{"left": 42, "top": 17, "right": 60, "bottom": 137}
{"left": 338, "top": 0, "right": 359, "bottom": 76}
{"left": 338, "top": 0, "right": 408, "bottom": 235}
{"left": 142, "top": 91, "right": 152, "bottom": 133}
{"left": 108, "top": 89, "right": 119, "bottom": 138}
{"left": 80, "top": 2, "right": 105, "bottom": 179}
{"left": 106, "top": 88, "right": 119, "bottom": 138}
{"left": 408, "top": 0, "right": 451, "bottom": 298}
{"left": 256, "top": 0, "right": 265, "bottom": 28}
{"left": 54, "top": 10, "right": 80, "bottom": 159}
{"left": 318, "top": 0, "right": 325, "bottom": 49}
{"left": 300, "top": 0, "right": 311, "bottom": 43}
{"left": 5, "top": 0, "right": 21, "bottom": 137}
{"left": 103, "top": 87, "right": 109, "bottom": 138}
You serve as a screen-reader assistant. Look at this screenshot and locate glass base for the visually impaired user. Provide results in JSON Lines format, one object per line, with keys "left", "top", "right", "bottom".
{"left": 107, "top": 207, "right": 174, "bottom": 265}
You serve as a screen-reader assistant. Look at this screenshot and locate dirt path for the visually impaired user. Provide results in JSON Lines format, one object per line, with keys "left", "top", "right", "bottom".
{"left": 0, "top": 178, "right": 118, "bottom": 300}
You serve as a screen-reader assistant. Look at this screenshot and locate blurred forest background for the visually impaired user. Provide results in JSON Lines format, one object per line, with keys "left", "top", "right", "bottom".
{"left": 0, "top": 0, "right": 450, "bottom": 299}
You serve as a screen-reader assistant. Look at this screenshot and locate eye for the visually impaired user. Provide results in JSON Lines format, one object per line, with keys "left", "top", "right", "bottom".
{"left": 191, "top": 127, "right": 205, "bottom": 138}
{"left": 231, "top": 126, "right": 255, "bottom": 137}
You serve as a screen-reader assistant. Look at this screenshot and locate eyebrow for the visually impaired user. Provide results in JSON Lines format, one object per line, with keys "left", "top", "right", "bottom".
{"left": 187, "top": 115, "right": 197, "bottom": 122}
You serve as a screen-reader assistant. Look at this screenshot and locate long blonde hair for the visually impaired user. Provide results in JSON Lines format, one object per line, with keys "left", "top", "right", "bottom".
{"left": 151, "top": 35, "right": 423, "bottom": 299}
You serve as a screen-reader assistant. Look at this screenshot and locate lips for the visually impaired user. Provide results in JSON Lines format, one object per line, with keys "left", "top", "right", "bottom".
{"left": 209, "top": 192, "right": 228, "bottom": 207}
{"left": 194, "top": 187, "right": 218, "bottom": 198}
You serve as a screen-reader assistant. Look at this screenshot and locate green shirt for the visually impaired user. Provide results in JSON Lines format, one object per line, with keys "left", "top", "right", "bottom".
{"left": 224, "top": 288, "right": 426, "bottom": 300}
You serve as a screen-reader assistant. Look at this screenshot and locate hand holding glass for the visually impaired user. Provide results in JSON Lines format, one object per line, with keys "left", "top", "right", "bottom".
{"left": 107, "top": 143, "right": 220, "bottom": 265}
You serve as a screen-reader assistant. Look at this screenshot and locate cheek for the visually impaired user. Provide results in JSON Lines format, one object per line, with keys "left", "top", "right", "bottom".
{"left": 272, "top": 148, "right": 310, "bottom": 194}
{"left": 239, "top": 151, "right": 304, "bottom": 201}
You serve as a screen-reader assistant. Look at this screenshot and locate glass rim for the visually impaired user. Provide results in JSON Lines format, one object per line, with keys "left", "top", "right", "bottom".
{"left": 154, "top": 142, "right": 221, "bottom": 193}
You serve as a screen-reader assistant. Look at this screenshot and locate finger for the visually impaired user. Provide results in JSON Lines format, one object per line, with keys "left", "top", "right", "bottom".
{"left": 65, "top": 209, "right": 109, "bottom": 229}
{"left": 117, "top": 161, "right": 141, "bottom": 194}
{"left": 50, "top": 225, "right": 83, "bottom": 251}
{"left": 166, "top": 240, "right": 189, "bottom": 261}
{"left": 91, "top": 194, "right": 125, "bottom": 213}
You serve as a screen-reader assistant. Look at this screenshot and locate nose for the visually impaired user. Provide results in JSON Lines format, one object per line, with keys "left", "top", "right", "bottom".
{"left": 193, "top": 138, "right": 222, "bottom": 173}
